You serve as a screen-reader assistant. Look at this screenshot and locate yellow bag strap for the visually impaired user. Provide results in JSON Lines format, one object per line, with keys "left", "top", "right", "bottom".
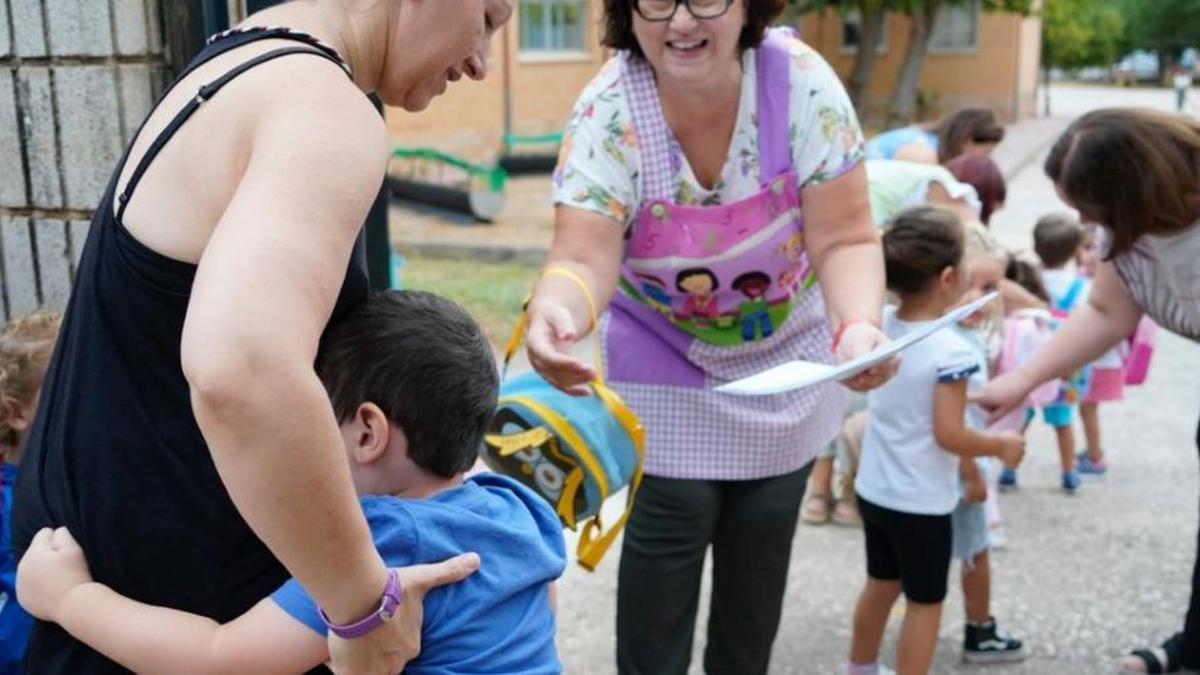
{"left": 575, "top": 380, "right": 646, "bottom": 571}
{"left": 501, "top": 265, "right": 602, "bottom": 383}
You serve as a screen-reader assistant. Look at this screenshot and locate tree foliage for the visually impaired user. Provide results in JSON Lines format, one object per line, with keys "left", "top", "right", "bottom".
{"left": 1041, "top": 0, "right": 1125, "bottom": 71}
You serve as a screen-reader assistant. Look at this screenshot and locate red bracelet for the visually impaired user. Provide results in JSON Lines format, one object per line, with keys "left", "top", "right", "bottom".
{"left": 831, "top": 317, "right": 880, "bottom": 353}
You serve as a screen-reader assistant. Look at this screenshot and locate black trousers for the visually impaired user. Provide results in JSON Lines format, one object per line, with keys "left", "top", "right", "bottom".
{"left": 615, "top": 464, "right": 811, "bottom": 675}
{"left": 1181, "top": 416, "right": 1200, "bottom": 667}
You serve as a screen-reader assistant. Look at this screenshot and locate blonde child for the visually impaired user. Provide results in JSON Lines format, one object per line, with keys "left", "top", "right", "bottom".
{"left": 950, "top": 224, "right": 1029, "bottom": 663}
{"left": 847, "top": 207, "right": 1024, "bottom": 675}
{"left": 0, "top": 309, "right": 62, "bottom": 673}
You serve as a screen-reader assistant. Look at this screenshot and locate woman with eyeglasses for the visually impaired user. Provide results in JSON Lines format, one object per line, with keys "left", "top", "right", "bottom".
{"left": 525, "top": 1, "right": 891, "bottom": 671}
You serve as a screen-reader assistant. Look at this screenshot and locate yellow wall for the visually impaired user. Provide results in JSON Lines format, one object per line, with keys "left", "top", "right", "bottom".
{"left": 800, "top": 8, "right": 1041, "bottom": 124}
{"left": 385, "top": 1, "right": 608, "bottom": 162}
{"left": 386, "top": 4, "right": 1044, "bottom": 156}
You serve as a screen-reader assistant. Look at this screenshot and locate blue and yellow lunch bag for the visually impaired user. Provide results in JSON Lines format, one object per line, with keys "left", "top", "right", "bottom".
{"left": 480, "top": 271, "right": 644, "bottom": 571}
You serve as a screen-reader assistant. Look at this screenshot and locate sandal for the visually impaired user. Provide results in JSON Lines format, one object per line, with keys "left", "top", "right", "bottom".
{"left": 1121, "top": 633, "right": 1184, "bottom": 673}
{"left": 800, "top": 493, "right": 832, "bottom": 524}
{"left": 831, "top": 497, "right": 862, "bottom": 527}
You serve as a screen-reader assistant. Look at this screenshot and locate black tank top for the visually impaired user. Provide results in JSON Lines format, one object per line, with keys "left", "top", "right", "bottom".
{"left": 12, "top": 28, "right": 368, "bottom": 673}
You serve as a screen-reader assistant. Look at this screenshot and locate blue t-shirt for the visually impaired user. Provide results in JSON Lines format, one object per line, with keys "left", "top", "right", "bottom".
{"left": 0, "top": 463, "right": 32, "bottom": 673}
{"left": 865, "top": 126, "right": 939, "bottom": 160}
{"left": 271, "top": 473, "right": 565, "bottom": 674}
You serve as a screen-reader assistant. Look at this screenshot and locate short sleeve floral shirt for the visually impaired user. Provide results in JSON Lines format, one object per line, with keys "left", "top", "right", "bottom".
{"left": 552, "top": 32, "right": 864, "bottom": 228}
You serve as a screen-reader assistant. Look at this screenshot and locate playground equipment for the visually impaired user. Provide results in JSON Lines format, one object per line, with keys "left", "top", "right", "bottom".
{"left": 387, "top": 147, "right": 508, "bottom": 222}
{"left": 497, "top": 131, "right": 563, "bottom": 175}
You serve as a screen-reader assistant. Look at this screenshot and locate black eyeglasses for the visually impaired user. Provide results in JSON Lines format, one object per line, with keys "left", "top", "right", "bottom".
{"left": 632, "top": 0, "right": 736, "bottom": 22}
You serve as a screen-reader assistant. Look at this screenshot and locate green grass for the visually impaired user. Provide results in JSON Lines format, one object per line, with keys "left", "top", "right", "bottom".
{"left": 397, "top": 255, "right": 540, "bottom": 348}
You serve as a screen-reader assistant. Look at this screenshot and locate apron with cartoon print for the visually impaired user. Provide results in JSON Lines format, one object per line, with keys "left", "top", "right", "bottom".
{"left": 600, "top": 28, "right": 846, "bottom": 480}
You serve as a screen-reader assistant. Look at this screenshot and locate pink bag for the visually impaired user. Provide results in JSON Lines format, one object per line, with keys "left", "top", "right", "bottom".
{"left": 1123, "top": 316, "right": 1158, "bottom": 385}
{"left": 990, "top": 310, "right": 1061, "bottom": 432}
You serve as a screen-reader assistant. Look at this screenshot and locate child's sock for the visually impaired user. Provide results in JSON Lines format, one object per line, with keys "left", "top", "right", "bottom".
{"left": 844, "top": 661, "right": 881, "bottom": 675}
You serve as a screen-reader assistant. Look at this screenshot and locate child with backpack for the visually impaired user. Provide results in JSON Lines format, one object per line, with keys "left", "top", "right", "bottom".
{"left": 847, "top": 207, "right": 1024, "bottom": 675}
{"left": 1002, "top": 214, "right": 1090, "bottom": 493}
{"left": 16, "top": 291, "right": 566, "bottom": 674}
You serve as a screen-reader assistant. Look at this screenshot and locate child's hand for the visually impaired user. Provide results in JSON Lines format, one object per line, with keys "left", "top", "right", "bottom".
{"left": 17, "top": 527, "right": 94, "bottom": 623}
{"left": 964, "top": 472, "right": 988, "bottom": 504}
{"left": 995, "top": 432, "right": 1026, "bottom": 467}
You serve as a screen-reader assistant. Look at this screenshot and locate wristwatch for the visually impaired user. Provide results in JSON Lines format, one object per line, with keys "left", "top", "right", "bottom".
{"left": 319, "top": 568, "right": 404, "bottom": 639}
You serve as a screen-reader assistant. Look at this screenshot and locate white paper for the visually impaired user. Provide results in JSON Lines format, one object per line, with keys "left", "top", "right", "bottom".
{"left": 715, "top": 292, "right": 998, "bottom": 396}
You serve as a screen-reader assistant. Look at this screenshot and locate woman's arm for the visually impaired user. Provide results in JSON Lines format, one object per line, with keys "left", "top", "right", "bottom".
{"left": 977, "top": 261, "right": 1142, "bottom": 415}
{"left": 802, "top": 162, "right": 894, "bottom": 390}
{"left": 933, "top": 380, "right": 1024, "bottom": 464}
{"left": 180, "top": 90, "right": 475, "bottom": 672}
{"left": 524, "top": 206, "right": 625, "bottom": 394}
{"left": 892, "top": 142, "right": 939, "bottom": 165}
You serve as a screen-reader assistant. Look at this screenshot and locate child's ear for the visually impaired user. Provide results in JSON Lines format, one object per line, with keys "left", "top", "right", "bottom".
{"left": 349, "top": 402, "right": 390, "bottom": 465}
{"left": 939, "top": 264, "right": 959, "bottom": 290}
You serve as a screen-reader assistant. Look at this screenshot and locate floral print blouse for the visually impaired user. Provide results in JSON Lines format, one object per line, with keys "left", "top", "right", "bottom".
{"left": 552, "top": 31, "right": 865, "bottom": 228}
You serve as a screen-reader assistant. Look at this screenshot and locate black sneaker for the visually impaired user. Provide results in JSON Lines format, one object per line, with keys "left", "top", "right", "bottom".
{"left": 963, "top": 617, "right": 1031, "bottom": 663}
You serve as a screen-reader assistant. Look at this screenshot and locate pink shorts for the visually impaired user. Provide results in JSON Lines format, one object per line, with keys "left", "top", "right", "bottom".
{"left": 1085, "top": 366, "right": 1126, "bottom": 403}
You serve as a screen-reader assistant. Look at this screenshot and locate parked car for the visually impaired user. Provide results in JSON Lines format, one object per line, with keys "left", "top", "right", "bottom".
{"left": 1115, "top": 50, "right": 1160, "bottom": 85}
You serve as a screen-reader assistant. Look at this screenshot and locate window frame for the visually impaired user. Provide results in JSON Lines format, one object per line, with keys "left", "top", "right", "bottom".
{"left": 928, "top": 0, "right": 982, "bottom": 55}
{"left": 518, "top": 0, "right": 590, "bottom": 57}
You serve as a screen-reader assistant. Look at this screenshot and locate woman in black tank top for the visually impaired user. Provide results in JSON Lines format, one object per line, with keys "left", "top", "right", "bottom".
{"left": 11, "top": 2, "right": 513, "bottom": 673}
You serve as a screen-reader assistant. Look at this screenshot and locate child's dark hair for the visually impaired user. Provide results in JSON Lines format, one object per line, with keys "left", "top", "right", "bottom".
{"left": 1032, "top": 214, "right": 1084, "bottom": 269}
{"left": 1005, "top": 254, "right": 1050, "bottom": 303}
{"left": 883, "top": 206, "right": 964, "bottom": 295}
{"left": 316, "top": 290, "right": 499, "bottom": 479}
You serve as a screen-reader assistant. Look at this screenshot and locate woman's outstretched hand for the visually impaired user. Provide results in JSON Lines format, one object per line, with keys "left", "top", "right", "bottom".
{"left": 525, "top": 299, "right": 596, "bottom": 396}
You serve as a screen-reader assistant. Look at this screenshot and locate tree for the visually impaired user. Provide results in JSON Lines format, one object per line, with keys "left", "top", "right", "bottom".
{"left": 886, "top": 0, "right": 1036, "bottom": 126}
{"left": 1042, "top": 0, "right": 1125, "bottom": 73}
{"left": 1041, "top": 0, "right": 1124, "bottom": 114}
{"left": 1120, "top": 0, "right": 1200, "bottom": 79}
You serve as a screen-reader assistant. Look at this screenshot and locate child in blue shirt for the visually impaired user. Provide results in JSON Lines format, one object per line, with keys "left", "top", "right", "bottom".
{"left": 16, "top": 291, "right": 566, "bottom": 674}
{"left": 0, "top": 309, "right": 62, "bottom": 674}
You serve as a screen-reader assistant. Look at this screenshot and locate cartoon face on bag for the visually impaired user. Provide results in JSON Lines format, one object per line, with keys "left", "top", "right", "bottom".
{"left": 483, "top": 409, "right": 582, "bottom": 512}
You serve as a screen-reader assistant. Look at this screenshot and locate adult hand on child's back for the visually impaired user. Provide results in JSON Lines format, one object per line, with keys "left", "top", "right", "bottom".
{"left": 837, "top": 322, "right": 898, "bottom": 392}
{"left": 16, "top": 527, "right": 94, "bottom": 623}
{"left": 328, "top": 553, "right": 481, "bottom": 675}
{"left": 526, "top": 300, "right": 596, "bottom": 397}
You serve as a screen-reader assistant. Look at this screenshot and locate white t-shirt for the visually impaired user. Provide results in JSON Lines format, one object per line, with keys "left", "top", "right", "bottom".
{"left": 551, "top": 33, "right": 864, "bottom": 227}
{"left": 856, "top": 307, "right": 981, "bottom": 515}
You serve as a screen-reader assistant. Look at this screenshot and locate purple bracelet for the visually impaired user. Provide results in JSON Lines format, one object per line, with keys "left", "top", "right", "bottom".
{"left": 319, "top": 568, "right": 404, "bottom": 639}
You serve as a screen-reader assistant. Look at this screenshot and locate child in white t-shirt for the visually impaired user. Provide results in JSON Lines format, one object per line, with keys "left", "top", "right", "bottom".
{"left": 847, "top": 207, "right": 1025, "bottom": 675}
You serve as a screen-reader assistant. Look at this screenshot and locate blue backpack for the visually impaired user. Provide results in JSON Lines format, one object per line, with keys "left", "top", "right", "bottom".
{"left": 480, "top": 271, "right": 644, "bottom": 571}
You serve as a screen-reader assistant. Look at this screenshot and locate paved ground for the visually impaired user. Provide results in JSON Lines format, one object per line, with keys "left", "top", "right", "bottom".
{"left": 393, "top": 84, "right": 1200, "bottom": 673}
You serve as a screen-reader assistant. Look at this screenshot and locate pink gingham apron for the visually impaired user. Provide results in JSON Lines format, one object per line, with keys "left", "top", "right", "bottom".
{"left": 600, "top": 29, "right": 846, "bottom": 480}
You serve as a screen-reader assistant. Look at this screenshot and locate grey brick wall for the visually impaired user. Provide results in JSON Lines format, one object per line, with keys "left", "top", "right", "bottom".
{"left": 0, "top": 0, "right": 166, "bottom": 320}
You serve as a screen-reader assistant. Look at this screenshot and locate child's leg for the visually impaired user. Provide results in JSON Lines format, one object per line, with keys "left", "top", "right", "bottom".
{"left": 1080, "top": 402, "right": 1103, "bottom": 461}
{"left": 851, "top": 495, "right": 905, "bottom": 666}
{"left": 1054, "top": 423, "right": 1076, "bottom": 473}
{"left": 850, "top": 577, "right": 903, "bottom": 664}
{"left": 962, "top": 550, "right": 991, "bottom": 624}
{"left": 897, "top": 601, "right": 944, "bottom": 675}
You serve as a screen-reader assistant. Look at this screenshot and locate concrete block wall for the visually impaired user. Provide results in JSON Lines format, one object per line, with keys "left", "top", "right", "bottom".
{"left": 0, "top": 0, "right": 166, "bottom": 320}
